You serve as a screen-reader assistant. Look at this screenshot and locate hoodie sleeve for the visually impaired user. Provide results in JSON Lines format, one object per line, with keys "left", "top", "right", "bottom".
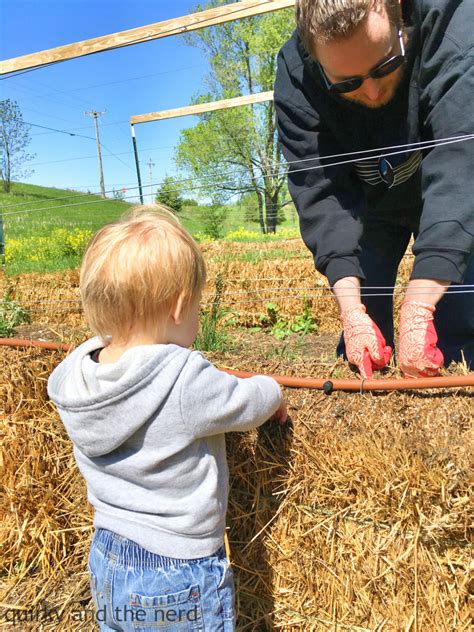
{"left": 274, "top": 46, "right": 368, "bottom": 287}
{"left": 179, "top": 352, "right": 283, "bottom": 438}
{"left": 410, "top": 1, "right": 474, "bottom": 283}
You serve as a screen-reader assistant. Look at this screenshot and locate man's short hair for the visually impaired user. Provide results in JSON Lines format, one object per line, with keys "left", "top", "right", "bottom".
{"left": 80, "top": 205, "right": 207, "bottom": 342}
{"left": 296, "top": 0, "right": 402, "bottom": 53}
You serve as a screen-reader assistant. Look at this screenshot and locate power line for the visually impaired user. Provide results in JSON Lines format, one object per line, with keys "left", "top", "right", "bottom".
{"left": 21, "top": 105, "right": 79, "bottom": 125}
{"left": 16, "top": 64, "right": 206, "bottom": 101}
{"left": 26, "top": 146, "right": 174, "bottom": 167}
{"left": 5, "top": 78, "right": 95, "bottom": 114}
{"left": 24, "top": 120, "right": 97, "bottom": 141}
{"left": 30, "top": 118, "right": 142, "bottom": 137}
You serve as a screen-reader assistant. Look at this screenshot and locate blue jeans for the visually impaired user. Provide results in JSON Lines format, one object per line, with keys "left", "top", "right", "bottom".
{"left": 337, "top": 218, "right": 474, "bottom": 368}
{"left": 88, "top": 529, "right": 235, "bottom": 631}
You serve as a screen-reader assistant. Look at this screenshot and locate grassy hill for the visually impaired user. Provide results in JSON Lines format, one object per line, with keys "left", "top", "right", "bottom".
{"left": 0, "top": 183, "right": 133, "bottom": 275}
{"left": 0, "top": 182, "right": 133, "bottom": 240}
{"left": 0, "top": 182, "right": 299, "bottom": 275}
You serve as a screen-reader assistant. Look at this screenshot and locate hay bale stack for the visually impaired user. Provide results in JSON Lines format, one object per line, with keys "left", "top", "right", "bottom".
{"left": 1, "top": 241, "right": 414, "bottom": 337}
{"left": 1, "top": 347, "right": 93, "bottom": 629}
{"left": 224, "top": 369, "right": 472, "bottom": 631}
{"left": 1, "top": 346, "right": 471, "bottom": 631}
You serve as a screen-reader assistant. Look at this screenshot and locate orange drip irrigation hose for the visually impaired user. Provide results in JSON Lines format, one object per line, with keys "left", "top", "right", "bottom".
{"left": 2, "top": 337, "right": 474, "bottom": 392}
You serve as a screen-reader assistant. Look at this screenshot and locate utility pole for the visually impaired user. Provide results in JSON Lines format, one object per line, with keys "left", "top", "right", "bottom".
{"left": 85, "top": 110, "right": 106, "bottom": 198}
{"left": 147, "top": 158, "right": 156, "bottom": 204}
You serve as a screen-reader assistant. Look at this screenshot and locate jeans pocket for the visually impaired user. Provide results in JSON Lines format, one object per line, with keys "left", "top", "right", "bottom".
{"left": 130, "top": 585, "right": 203, "bottom": 631}
{"left": 214, "top": 558, "right": 235, "bottom": 624}
{"left": 88, "top": 565, "right": 99, "bottom": 613}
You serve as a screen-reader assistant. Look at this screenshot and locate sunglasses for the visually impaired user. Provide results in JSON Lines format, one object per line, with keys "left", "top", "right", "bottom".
{"left": 319, "top": 30, "right": 405, "bottom": 94}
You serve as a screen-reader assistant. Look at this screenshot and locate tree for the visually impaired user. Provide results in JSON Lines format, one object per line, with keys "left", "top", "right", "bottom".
{"left": 0, "top": 99, "right": 35, "bottom": 193}
{"left": 155, "top": 175, "right": 184, "bottom": 213}
{"left": 175, "top": 1, "right": 294, "bottom": 233}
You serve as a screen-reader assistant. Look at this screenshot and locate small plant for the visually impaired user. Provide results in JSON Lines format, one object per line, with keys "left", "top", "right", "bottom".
{"left": 259, "top": 299, "right": 316, "bottom": 340}
{"left": 194, "top": 274, "right": 231, "bottom": 352}
{"left": 0, "top": 290, "right": 30, "bottom": 337}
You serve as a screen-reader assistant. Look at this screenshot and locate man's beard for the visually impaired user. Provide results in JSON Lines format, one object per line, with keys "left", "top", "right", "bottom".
{"left": 342, "top": 65, "right": 405, "bottom": 109}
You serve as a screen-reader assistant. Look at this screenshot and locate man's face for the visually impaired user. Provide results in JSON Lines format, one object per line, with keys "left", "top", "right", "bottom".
{"left": 313, "top": 6, "right": 405, "bottom": 108}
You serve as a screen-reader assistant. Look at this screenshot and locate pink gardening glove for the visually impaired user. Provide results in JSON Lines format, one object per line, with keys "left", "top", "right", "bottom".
{"left": 340, "top": 304, "right": 392, "bottom": 378}
{"left": 398, "top": 301, "right": 444, "bottom": 378}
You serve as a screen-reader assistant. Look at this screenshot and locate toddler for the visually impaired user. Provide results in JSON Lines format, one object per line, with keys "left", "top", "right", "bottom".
{"left": 48, "top": 206, "right": 287, "bottom": 631}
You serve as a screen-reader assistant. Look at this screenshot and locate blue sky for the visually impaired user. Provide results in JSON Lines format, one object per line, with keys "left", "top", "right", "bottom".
{"left": 0, "top": 0, "right": 216, "bottom": 201}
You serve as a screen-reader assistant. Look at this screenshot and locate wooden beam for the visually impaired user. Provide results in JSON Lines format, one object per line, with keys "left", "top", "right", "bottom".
{"left": 130, "top": 91, "right": 274, "bottom": 125}
{"left": 0, "top": 0, "right": 295, "bottom": 75}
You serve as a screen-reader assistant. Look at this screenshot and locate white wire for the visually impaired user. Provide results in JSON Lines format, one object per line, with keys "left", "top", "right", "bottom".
{"left": 204, "top": 284, "right": 474, "bottom": 297}
{"left": 285, "top": 135, "right": 474, "bottom": 178}
{"left": 2, "top": 133, "right": 473, "bottom": 219}
{"left": 5, "top": 287, "right": 474, "bottom": 308}
{"left": 278, "top": 133, "right": 474, "bottom": 168}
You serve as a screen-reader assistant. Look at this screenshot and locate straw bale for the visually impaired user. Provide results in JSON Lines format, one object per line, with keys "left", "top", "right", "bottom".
{"left": 0, "top": 245, "right": 471, "bottom": 631}
{"left": 223, "top": 363, "right": 472, "bottom": 630}
{"left": 1, "top": 240, "right": 414, "bottom": 337}
{"left": 0, "top": 347, "right": 93, "bottom": 630}
{"left": 1, "top": 341, "right": 471, "bottom": 631}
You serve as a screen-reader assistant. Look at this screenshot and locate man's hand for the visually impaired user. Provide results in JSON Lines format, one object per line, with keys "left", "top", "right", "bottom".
{"left": 398, "top": 301, "right": 444, "bottom": 378}
{"left": 269, "top": 399, "right": 288, "bottom": 425}
{"left": 340, "top": 304, "right": 392, "bottom": 378}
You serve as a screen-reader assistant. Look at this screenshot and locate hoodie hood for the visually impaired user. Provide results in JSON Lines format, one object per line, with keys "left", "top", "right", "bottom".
{"left": 47, "top": 337, "right": 190, "bottom": 458}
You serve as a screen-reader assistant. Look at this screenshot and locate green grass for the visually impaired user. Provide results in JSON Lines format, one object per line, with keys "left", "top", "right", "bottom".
{"left": 0, "top": 182, "right": 300, "bottom": 275}
{"left": 193, "top": 274, "right": 233, "bottom": 353}
{"left": 179, "top": 203, "right": 299, "bottom": 237}
{"left": 214, "top": 249, "right": 306, "bottom": 264}
{"left": 1, "top": 182, "right": 133, "bottom": 240}
{"left": 0, "top": 183, "right": 134, "bottom": 274}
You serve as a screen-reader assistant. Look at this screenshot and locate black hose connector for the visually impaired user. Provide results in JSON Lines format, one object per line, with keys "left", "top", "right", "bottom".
{"left": 323, "top": 380, "right": 334, "bottom": 395}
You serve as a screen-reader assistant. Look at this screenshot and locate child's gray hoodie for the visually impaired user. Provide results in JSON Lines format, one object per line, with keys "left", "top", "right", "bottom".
{"left": 47, "top": 338, "right": 282, "bottom": 559}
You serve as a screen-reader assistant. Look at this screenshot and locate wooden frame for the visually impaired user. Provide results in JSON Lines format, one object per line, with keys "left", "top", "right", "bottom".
{"left": 131, "top": 91, "right": 274, "bottom": 125}
{"left": 130, "top": 90, "right": 275, "bottom": 203}
{"left": 0, "top": 0, "right": 295, "bottom": 75}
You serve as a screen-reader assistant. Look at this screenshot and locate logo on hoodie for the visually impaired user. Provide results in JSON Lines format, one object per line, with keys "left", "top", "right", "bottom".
{"left": 354, "top": 150, "right": 422, "bottom": 188}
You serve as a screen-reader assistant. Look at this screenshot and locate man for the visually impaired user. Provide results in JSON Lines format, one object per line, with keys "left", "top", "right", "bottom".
{"left": 274, "top": 0, "right": 474, "bottom": 378}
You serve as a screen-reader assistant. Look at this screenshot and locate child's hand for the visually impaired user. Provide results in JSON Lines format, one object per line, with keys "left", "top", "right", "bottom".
{"left": 269, "top": 399, "right": 288, "bottom": 425}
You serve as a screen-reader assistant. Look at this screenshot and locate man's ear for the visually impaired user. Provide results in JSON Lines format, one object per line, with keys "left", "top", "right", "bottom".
{"left": 170, "top": 293, "right": 186, "bottom": 325}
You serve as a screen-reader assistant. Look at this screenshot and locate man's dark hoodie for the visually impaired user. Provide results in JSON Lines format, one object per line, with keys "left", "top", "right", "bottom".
{"left": 274, "top": 0, "right": 474, "bottom": 287}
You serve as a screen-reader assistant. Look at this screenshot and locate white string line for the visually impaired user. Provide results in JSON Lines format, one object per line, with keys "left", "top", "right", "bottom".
{"left": 204, "top": 284, "right": 474, "bottom": 297}
{"left": 277, "top": 133, "right": 474, "bottom": 167}
{"left": 6, "top": 287, "right": 474, "bottom": 308}
{"left": 284, "top": 135, "right": 474, "bottom": 178}
{"left": 1, "top": 121, "right": 474, "bottom": 208}
{"left": 6, "top": 132, "right": 473, "bottom": 214}
{"left": 3, "top": 134, "right": 474, "bottom": 217}
{"left": 5, "top": 206, "right": 283, "bottom": 224}
{"left": 2, "top": 134, "right": 473, "bottom": 219}
{"left": 9, "top": 132, "right": 471, "bottom": 199}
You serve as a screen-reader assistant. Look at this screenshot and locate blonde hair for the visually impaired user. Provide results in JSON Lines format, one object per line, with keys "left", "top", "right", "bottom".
{"left": 80, "top": 205, "right": 206, "bottom": 342}
{"left": 296, "top": 0, "right": 402, "bottom": 52}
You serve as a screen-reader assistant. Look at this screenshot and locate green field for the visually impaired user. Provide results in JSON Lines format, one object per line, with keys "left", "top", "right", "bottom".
{"left": 0, "top": 182, "right": 131, "bottom": 236}
{"left": 0, "top": 182, "right": 299, "bottom": 275}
